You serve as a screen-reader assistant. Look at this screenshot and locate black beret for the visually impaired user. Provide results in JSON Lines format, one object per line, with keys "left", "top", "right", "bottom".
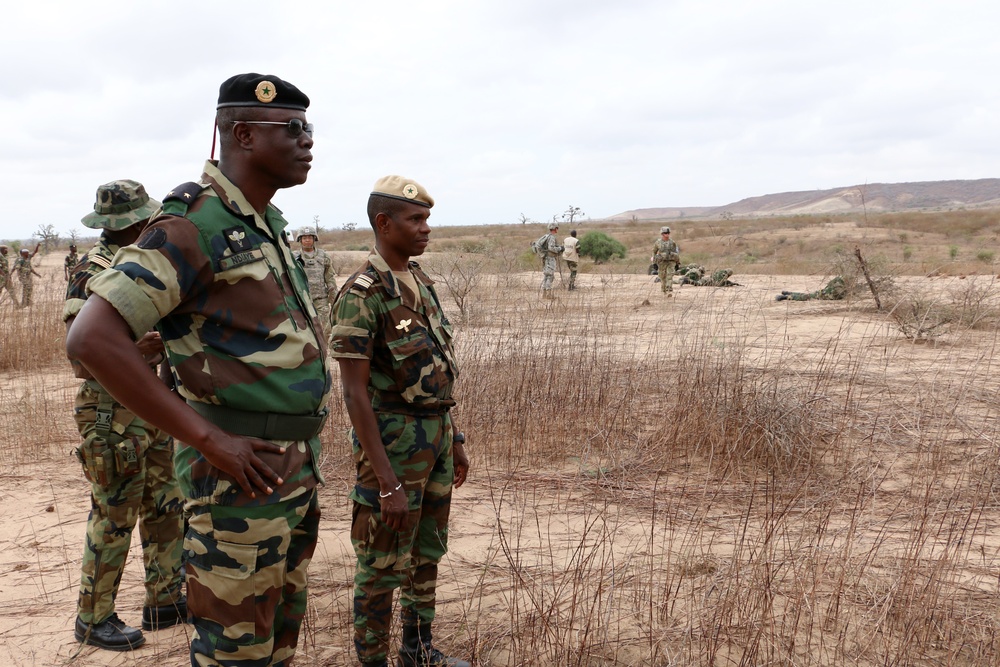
{"left": 216, "top": 73, "right": 310, "bottom": 111}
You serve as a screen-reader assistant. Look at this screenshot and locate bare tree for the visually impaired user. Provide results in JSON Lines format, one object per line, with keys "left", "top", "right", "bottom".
{"left": 425, "top": 253, "right": 485, "bottom": 322}
{"left": 341, "top": 222, "right": 358, "bottom": 231}
{"left": 68, "top": 228, "right": 81, "bottom": 245}
{"left": 561, "top": 205, "right": 585, "bottom": 225}
{"left": 312, "top": 214, "right": 324, "bottom": 237}
{"left": 35, "top": 224, "right": 60, "bottom": 253}
{"left": 518, "top": 213, "right": 531, "bottom": 225}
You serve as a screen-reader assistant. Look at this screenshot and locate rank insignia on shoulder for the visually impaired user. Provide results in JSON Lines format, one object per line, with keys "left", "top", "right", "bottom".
{"left": 223, "top": 226, "right": 253, "bottom": 253}
{"left": 350, "top": 273, "right": 374, "bottom": 295}
{"left": 163, "top": 182, "right": 204, "bottom": 203}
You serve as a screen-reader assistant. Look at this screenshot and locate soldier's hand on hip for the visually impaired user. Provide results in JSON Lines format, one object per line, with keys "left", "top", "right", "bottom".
{"left": 201, "top": 432, "right": 286, "bottom": 498}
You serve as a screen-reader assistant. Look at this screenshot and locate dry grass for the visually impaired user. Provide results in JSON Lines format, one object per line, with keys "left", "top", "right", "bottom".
{"left": 3, "top": 224, "right": 1000, "bottom": 665}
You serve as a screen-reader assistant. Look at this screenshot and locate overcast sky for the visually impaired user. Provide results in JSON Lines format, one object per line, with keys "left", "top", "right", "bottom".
{"left": 3, "top": 0, "right": 998, "bottom": 243}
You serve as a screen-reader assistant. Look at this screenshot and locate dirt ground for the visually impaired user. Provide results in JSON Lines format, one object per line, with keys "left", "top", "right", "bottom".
{"left": 1, "top": 258, "right": 997, "bottom": 666}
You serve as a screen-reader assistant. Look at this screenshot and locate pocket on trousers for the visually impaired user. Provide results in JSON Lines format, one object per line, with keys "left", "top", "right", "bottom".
{"left": 75, "top": 436, "right": 117, "bottom": 486}
{"left": 185, "top": 532, "right": 264, "bottom": 642}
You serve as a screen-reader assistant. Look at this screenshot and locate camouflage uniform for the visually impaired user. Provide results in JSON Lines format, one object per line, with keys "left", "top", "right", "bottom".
{"left": 0, "top": 247, "right": 14, "bottom": 304}
{"left": 779, "top": 276, "right": 848, "bottom": 301}
{"left": 65, "top": 247, "right": 79, "bottom": 280}
{"left": 676, "top": 263, "right": 705, "bottom": 285}
{"left": 87, "top": 160, "right": 332, "bottom": 667}
{"left": 652, "top": 233, "right": 679, "bottom": 294}
{"left": 330, "top": 250, "right": 460, "bottom": 665}
{"left": 694, "top": 268, "right": 739, "bottom": 287}
{"left": 294, "top": 245, "right": 337, "bottom": 330}
{"left": 14, "top": 251, "right": 38, "bottom": 307}
{"left": 539, "top": 231, "right": 564, "bottom": 293}
{"left": 66, "top": 234, "right": 186, "bottom": 629}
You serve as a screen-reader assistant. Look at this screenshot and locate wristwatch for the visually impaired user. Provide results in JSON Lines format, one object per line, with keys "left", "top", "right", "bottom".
{"left": 453, "top": 432, "right": 466, "bottom": 445}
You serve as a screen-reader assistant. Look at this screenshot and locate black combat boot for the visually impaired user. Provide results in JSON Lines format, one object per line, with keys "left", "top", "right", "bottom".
{"left": 74, "top": 613, "right": 146, "bottom": 651}
{"left": 396, "top": 622, "right": 470, "bottom": 667}
{"left": 142, "top": 594, "right": 188, "bottom": 630}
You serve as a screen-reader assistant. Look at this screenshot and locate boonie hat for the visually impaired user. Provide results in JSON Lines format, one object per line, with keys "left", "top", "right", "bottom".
{"left": 217, "top": 73, "right": 310, "bottom": 111}
{"left": 660, "top": 226, "right": 671, "bottom": 234}
{"left": 296, "top": 226, "right": 318, "bottom": 242}
{"left": 81, "top": 180, "right": 161, "bottom": 231}
{"left": 371, "top": 175, "right": 434, "bottom": 208}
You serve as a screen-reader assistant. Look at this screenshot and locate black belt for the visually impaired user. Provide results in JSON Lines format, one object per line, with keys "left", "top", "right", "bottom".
{"left": 188, "top": 401, "right": 328, "bottom": 441}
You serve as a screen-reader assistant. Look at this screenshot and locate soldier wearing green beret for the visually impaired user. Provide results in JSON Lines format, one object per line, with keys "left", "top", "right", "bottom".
{"left": 330, "top": 175, "right": 471, "bottom": 667}
{"left": 65, "top": 180, "right": 186, "bottom": 651}
{"left": 67, "top": 73, "right": 329, "bottom": 667}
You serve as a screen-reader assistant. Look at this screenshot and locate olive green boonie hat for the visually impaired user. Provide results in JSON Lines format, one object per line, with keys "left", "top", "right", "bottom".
{"left": 371, "top": 175, "right": 434, "bottom": 208}
{"left": 82, "top": 180, "right": 162, "bottom": 230}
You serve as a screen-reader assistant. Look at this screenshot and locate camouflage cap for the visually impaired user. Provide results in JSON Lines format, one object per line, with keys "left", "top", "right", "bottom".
{"left": 296, "top": 226, "right": 318, "bottom": 241}
{"left": 547, "top": 222, "right": 559, "bottom": 231}
{"left": 217, "top": 73, "right": 310, "bottom": 111}
{"left": 660, "top": 226, "right": 671, "bottom": 234}
{"left": 371, "top": 175, "right": 434, "bottom": 208}
{"left": 81, "top": 180, "right": 162, "bottom": 230}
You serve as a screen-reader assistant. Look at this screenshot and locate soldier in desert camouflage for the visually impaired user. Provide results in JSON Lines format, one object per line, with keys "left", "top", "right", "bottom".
{"left": 538, "top": 221, "right": 564, "bottom": 296}
{"left": 66, "top": 73, "right": 330, "bottom": 667}
{"left": 65, "top": 179, "right": 185, "bottom": 651}
{"left": 294, "top": 225, "right": 337, "bottom": 329}
{"left": 651, "top": 226, "right": 679, "bottom": 295}
{"left": 330, "top": 175, "right": 470, "bottom": 667}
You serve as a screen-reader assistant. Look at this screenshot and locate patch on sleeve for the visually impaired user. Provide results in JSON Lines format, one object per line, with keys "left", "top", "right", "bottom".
{"left": 222, "top": 226, "right": 253, "bottom": 253}
{"left": 137, "top": 228, "right": 167, "bottom": 250}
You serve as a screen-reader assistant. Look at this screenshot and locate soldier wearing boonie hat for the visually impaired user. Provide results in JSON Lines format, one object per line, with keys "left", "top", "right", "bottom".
{"left": 330, "top": 176, "right": 471, "bottom": 667}
{"left": 65, "top": 179, "right": 185, "bottom": 652}
{"left": 65, "top": 73, "right": 328, "bottom": 667}
{"left": 652, "top": 226, "right": 680, "bottom": 296}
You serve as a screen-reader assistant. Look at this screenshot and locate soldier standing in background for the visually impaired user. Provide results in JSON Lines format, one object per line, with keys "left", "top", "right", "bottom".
{"left": 539, "top": 222, "right": 564, "bottom": 296}
{"left": 14, "top": 244, "right": 41, "bottom": 307}
{"left": 651, "top": 226, "right": 679, "bottom": 296}
{"left": 65, "top": 243, "right": 79, "bottom": 280}
{"left": 562, "top": 229, "right": 580, "bottom": 291}
{"left": 66, "top": 73, "right": 330, "bottom": 667}
{"left": 0, "top": 244, "right": 14, "bottom": 304}
{"left": 294, "top": 225, "right": 337, "bottom": 329}
{"left": 66, "top": 180, "right": 185, "bottom": 651}
{"left": 330, "top": 175, "right": 470, "bottom": 667}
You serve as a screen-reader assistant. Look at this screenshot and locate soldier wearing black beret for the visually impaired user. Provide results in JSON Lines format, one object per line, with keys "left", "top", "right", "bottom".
{"left": 67, "top": 74, "right": 327, "bottom": 666}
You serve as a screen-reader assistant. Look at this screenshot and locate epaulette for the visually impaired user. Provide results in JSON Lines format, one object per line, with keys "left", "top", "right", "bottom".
{"left": 347, "top": 267, "right": 379, "bottom": 297}
{"left": 161, "top": 182, "right": 206, "bottom": 215}
{"left": 163, "top": 182, "right": 204, "bottom": 203}
{"left": 89, "top": 253, "right": 113, "bottom": 270}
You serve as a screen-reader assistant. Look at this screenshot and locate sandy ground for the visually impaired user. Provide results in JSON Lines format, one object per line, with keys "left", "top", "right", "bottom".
{"left": 1, "top": 256, "right": 998, "bottom": 666}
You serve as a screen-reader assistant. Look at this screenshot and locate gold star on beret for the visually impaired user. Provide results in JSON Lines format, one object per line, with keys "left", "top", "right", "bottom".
{"left": 371, "top": 175, "right": 434, "bottom": 208}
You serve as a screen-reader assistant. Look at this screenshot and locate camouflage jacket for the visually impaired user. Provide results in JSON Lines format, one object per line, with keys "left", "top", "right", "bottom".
{"left": 653, "top": 239, "right": 679, "bottom": 264}
{"left": 329, "top": 251, "right": 459, "bottom": 416}
{"left": 63, "top": 235, "right": 117, "bottom": 322}
{"left": 542, "top": 233, "right": 564, "bottom": 257}
{"left": 64, "top": 251, "right": 79, "bottom": 274}
{"left": 0, "top": 253, "right": 7, "bottom": 285}
{"left": 14, "top": 256, "right": 34, "bottom": 280}
{"left": 294, "top": 247, "right": 337, "bottom": 302}
{"left": 87, "top": 161, "right": 332, "bottom": 503}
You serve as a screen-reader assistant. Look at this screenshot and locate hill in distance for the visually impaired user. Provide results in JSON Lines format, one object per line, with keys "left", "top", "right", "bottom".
{"left": 607, "top": 178, "right": 1000, "bottom": 221}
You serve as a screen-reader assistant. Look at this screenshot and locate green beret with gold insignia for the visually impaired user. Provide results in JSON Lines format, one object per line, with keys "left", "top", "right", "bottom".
{"left": 370, "top": 175, "right": 434, "bottom": 208}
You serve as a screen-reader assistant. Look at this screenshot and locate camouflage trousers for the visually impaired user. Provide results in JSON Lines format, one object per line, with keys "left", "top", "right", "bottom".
{"left": 541, "top": 255, "right": 558, "bottom": 291}
{"left": 313, "top": 297, "right": 332, "bottom": 334}
{"left": 0, "top": 278, "right": 16, "bottom": 305}
{"left": 186, "top": 487, "right": 320, "bottom": 667}
{"left": 19, "top": 278, "right": 33, "bottom": 307}
{"left": 656, "top": 262, "right": 673, "bottom": 293}
{"left": 566, "top": 260, "right": 578, "bottom": 290}
{"left": 73, "top": 380, "right": 185, "bottom": 625}
{"left": 350, "top": 412, "right": 455, "bottom": 664}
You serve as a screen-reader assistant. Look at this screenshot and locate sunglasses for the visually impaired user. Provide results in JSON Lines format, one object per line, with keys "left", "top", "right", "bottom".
{"left": 232, "top": 118, "right": 314, "bottom": 138}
